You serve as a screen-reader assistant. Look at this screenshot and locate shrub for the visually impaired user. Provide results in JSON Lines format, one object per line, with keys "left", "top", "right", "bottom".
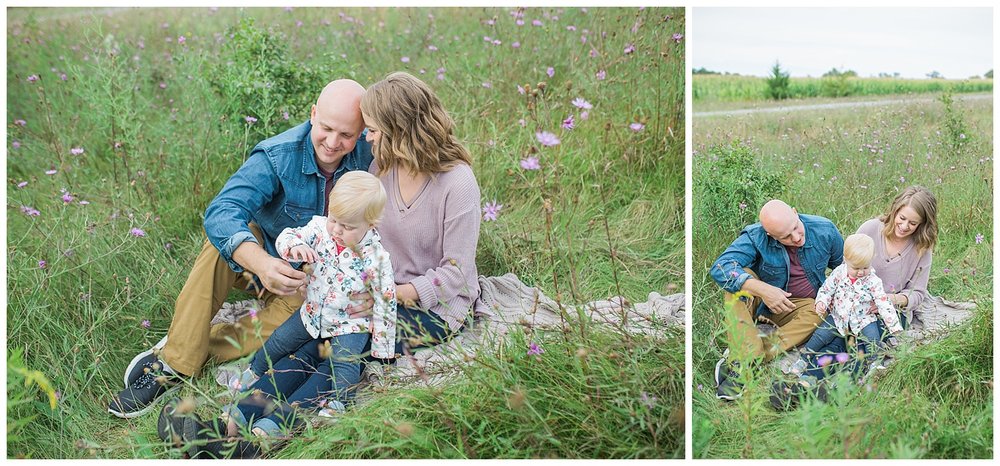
{"left": 694, "top": 141, "right": 786, "bottom": 236}
{"left": 209, "top": 17, "right": 350, "bottom": 145}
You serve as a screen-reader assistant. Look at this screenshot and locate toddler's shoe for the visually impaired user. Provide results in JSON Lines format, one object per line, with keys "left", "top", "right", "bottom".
{"left": 229, "top": 367, "right": 260, "bottom": 392}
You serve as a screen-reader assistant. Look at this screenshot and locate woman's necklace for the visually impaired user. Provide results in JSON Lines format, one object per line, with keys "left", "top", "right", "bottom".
{"left": 885, "top": 236, "right": 907, "bottom": 261}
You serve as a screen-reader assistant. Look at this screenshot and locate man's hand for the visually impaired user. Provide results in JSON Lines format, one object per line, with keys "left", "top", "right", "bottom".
{"left": 258, "top": 256, "right": 308, "bottom": 296}
{"left": 743, "top": 279, "right": 795, "bottom": 314}
{"left": 346, "top": 292, "right": 375, "bottom": 319}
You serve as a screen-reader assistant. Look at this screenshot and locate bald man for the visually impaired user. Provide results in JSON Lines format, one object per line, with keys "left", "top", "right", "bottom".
{"left": 709, "top": 200, "right": 844, "bottom": 400}
{"left": 109, "top": 80, "right": 373, "bottom": 418}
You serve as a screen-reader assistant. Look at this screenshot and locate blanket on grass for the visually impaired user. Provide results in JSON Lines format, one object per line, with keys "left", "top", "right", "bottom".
{"left": 213, "top": 273, "right": 685, "bottom": 388}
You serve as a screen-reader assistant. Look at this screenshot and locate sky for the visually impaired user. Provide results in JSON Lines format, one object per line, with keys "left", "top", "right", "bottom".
{"left": 693, "top": 8, "right": 993, "bottom": 79}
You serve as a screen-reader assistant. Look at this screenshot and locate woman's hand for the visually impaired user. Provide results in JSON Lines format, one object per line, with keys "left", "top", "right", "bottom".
{"left": 396, "top": 283, "right": 419, "bottom": 308}
{"left": 346, "top": 292, "right": 375, "bottom": 319}
{"left": 890, "top": 293, "right": 909, "bottom": 308}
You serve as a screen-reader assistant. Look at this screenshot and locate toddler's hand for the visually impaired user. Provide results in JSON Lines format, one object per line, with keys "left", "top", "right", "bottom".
{"left": 289, "top": 245, "right": 318, "bottom": 263}
{"left": 814, "top": 302, "right": 827, "bottom": 316}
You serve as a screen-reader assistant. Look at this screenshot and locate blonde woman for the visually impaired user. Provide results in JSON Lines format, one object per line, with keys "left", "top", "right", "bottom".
{"left": 856, "top": 186, "right": 938, "bottom": 327}
{"left": 354, "top": 71, "right": 481, "bottom": 354}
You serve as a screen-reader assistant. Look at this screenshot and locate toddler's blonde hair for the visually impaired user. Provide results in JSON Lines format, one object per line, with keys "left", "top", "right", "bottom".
{"left": 328, "top": 171, "right": 387, "bottom": 225}
{"left": 843, "top": 234, "right": 874, "bottom": 268}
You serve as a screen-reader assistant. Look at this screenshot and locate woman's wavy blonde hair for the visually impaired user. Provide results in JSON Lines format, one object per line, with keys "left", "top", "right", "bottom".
{"left": 361, "top": 72, "right": 471, "bottom": 176}
{"left": 879, "top": 185, "right": 938, "bottom": 257}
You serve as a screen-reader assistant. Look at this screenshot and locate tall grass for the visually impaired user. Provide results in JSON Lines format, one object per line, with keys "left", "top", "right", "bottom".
{"left": 6, "top": 7, "right": 684, "bottom": 458}
{"left": 693, "top": 74, "right": 993, "bottom": 103}
{"left": 692, "top": 94, "right": 993, "bottom": 458}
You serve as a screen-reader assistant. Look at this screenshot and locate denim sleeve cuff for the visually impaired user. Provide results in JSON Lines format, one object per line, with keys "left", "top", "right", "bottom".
{"left": 410, "top": 275, "right": 438, "bottom": 311}
{"left": 219, "top": 231, "right": 259, "bottom": 273}
{"left": 724, "top": 271, "right": 752, "bottom": 293}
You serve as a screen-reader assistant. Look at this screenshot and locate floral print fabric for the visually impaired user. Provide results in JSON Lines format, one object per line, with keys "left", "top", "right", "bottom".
{"left": 815, "top": 263, "right": 903, "bottom": 338}
{"left": 276, "top": 216, "right": 397, "bottom": 358}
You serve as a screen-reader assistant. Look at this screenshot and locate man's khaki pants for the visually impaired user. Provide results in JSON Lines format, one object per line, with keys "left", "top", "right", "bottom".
{"left": 723, "top": 271, "right": 823, "bottom": 362}
{"left": 160, "top": 225, "right": 303, "bottom": 376}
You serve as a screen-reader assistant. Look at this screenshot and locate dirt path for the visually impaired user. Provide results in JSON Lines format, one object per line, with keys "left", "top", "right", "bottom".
{"left": 695, "top": 93, "right": 993, "bottom": 118}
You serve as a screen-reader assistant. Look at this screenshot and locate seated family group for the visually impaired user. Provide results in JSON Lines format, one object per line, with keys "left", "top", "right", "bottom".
{"left": 710, "top": 189, "right": 937, "bottom": 410}
{"left": 107, "top": 72, "right": 482, "bottom": 457}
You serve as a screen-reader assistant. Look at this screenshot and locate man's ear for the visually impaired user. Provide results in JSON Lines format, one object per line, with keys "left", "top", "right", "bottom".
{"left": 792, "top": 207, "right": 798, "bottom": 216}
{"left": 310, "top": 104, "right": 317, "bottom": 121}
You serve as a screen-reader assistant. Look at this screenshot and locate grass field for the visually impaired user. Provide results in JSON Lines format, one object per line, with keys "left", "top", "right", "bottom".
{"left": 693, "top": 74, "right": 993, "bottom": 103}
{"left": 692, "top": 93, "right": 993, "bottom": 458}
{"left": 6, "top": 7, "right": 684, "bottom": 458}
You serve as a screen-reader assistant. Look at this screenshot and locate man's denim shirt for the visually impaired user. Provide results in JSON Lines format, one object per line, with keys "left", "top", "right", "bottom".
{"left": 709, "top": 214, "right": 844, "bottom": 318}
{"left": 204, "top": 121, "right": 373, "bottom": 273}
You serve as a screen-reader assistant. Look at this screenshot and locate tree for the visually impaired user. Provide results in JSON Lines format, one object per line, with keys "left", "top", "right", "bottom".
{"left": 986, "top": 69, "right": 993, "bottom": 79}
{"left": 926, "top": 71, "right": 944, "bottom": 79}
{"left": 766, "top": 61, "right": 791, "bottom": 100}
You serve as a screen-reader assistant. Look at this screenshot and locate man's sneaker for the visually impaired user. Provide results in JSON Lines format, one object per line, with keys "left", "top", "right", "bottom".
{"left": 123, "top": 335, "right": 168, "bottom": 387}
{"left": 157, "top": 399, "right": 260, "bottom": 459}
{"left": 713, "top": 349, "right": 730, "bottom": 387}
{"left": 715, "top": 354, "right": 744, "bottom": 401}
{"left": 108, "top": 358, "right": 181, "bottom": 418}
{"left": 769, "top": 380, "right": 803, "bottom": 411}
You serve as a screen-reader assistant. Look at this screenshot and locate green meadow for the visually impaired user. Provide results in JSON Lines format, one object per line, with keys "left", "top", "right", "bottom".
{"left": 692, "top": 92, "right": 993, "bottom": 458}
{"left": 6, "top": 7, "right": 684, "bottom": 458}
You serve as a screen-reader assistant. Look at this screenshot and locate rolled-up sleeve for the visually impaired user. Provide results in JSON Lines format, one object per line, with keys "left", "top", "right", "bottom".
{"left": 204, "top": 150, "right": 279, "bottom": 272}
{"left": 709, "top": 232, "right": 759, "bottom": 293}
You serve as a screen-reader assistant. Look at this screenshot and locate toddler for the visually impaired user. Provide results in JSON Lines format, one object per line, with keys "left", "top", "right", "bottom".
{"left": 235, "top": 170, "right": 397, "bottom": 393}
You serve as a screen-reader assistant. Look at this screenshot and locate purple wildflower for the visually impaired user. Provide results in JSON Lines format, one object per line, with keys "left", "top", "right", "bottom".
{"left": 546, "top": 67, "right": 555, "bottom": 78}
{"left": 38, "top": 260, "right": 47, "bottom": 269}
{"left": 512, "top": 41, "right": 521, "bottom": 49}
{"left": 70, "top": 147, "right": 85, "bottom": 155}
{"left": 159, "top": 82, "right": 167, "bottom": 89}
{"left": 624, "top": 43, "right": 635, "bottom": 54}
{"left": 596, "top": 70, "right": 606, "bottom": 80}
{"left": 482, "top": 201, "right": 503, "bottom": 222}
{"left": 432, "top": 277, "right": 442, "bottom": 287}
{"left": 535, "top": 131, "right": 560, "bottom": 147}
{"left": 975, "top": 233, "right": 984, "bottom": 244}
{"left": 517, "top": 85, "right": 525, "bottom": 95}
{"left": 562, "top": 114, "right": 575, "bottom": 130}
{"left": 177, "top": 36, "right": 186, "bottom": 44}
{"left": 527, "top": 342, "right": 544, "bottom": 355}
{"left": 835, "top": 352, "right": 850, "bottom": 364}
{"left": 630, "top": 122, "right": 645, "bottom": 132}
{"left": 482, "top": 82, "right": 492, "bottom": 89}
{"left": 817, "top": 355, "right": 833, "bottom": 367}
{"left": 401, "top": 56, "right": 410, "bottom": 63}
{"left": 571, "top": 97, "right": 592, "bottom": 109}
{"left": 27, "top": 75, "right": 39, "bottom": 82}
{"left": 14, "top": 119, "right": 27, "bottom": 126}
{"left": 245, "top": 116, "right": 257, "bottom": 124}
{"left": 45, "top": 169, "right": 57, "bottom": 175}
{"left": 428, "top": 45, "right": 438, "bottom": 51}
{"left": 283, "top": 111, "right": 290, "bottom": 120}
{"left": 12, "top": 140, "right": 21, "bottom": 149}
{"left": 520, "top": 157, "right": 541, "bottom": 170}
{"left": 16, "top": 181, "right": 28, "bottom": 188}
{"left": 141, "top": 319, "right": 151, "bottom": 329}
{"left": 739, "top": 202, "right": 747, "bottom": 211}
{"left": 532, "top": 19, "right": 543, "bottom": 27}
{"left": 20, "top": 206, "right": 40, "bottom": 217}
{"left": 639, "top": 391, "right": 657, "bottom": 409}
{"left": 130, "top": 227, "right": 147, "bottom": 237}
{"left": 248, "top": 308, "right": 259, "bottom": 320}
{"left": 580, "top": 111, "right": 589, "bottom": 120}
{"left": 62, "top": 192, "right": 74, "bottom": 204}
{"left": 672, "top": 33, "right": 684, "bottom": 43}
